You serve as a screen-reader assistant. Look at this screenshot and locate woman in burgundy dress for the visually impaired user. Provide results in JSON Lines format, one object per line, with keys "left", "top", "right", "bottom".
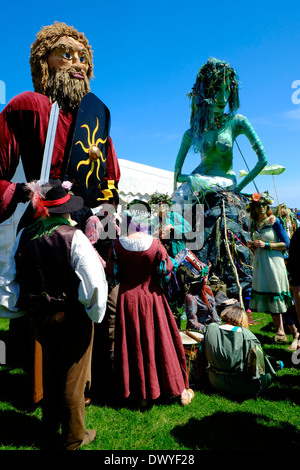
{"left": 106, "top": 216, "right": 194, "bottom": 407}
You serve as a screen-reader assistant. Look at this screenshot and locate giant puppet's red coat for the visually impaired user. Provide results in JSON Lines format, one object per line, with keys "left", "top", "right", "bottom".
{"left": 0, "top": 91, "right": 120, "bottom": 223}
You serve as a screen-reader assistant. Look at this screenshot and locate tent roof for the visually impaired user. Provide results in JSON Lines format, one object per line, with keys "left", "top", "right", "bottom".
{"left": 118, "top": 159, "right": 174, "bottom": 202}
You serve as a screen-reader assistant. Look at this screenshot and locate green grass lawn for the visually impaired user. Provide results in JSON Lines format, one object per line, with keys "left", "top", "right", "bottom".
{"left": 0, "top": 312, "right": 300, "bottom": 451}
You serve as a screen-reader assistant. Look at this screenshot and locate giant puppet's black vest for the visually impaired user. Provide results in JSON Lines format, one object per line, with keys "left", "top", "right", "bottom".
{"left": 15, "top": 224, "right": 81, "bottom": 316}
{"left": 94, "top": 214, "right": 119, "bottom": 263}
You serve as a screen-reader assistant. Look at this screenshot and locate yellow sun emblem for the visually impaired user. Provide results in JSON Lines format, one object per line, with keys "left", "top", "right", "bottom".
{"left": 76, "top": 118, "right": 107, "bottom": 188}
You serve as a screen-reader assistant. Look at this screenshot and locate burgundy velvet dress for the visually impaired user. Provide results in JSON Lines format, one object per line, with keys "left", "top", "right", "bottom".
{"left": 107, "top": 236, "right": 189, "bottom": 402}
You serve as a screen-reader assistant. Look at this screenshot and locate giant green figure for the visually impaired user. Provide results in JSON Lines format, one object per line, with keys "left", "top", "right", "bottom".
{"left": 173, "top": 57, "right": 267, "bottom": 202}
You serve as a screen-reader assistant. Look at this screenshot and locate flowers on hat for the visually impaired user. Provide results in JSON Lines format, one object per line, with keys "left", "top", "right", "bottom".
{"left": 251, "top": 193, "right": 261, "bottom": 202}
{"left": 62, "top": 181, "right": 73, "bottom": 191}
{"left": 246, "top": 190, "right": 274, "bottom": 212}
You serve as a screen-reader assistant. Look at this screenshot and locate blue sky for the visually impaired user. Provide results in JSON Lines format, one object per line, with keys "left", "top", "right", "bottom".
{"left": 1, "top": 0, "right": 300, "bottom": 208}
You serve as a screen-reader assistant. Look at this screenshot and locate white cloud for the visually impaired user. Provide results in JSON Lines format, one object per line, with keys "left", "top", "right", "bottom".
{"left": 282, "top": 107, "right": 300, "bottom": 120}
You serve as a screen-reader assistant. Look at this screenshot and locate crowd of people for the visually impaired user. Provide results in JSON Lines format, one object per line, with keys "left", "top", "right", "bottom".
{"left": 1, "top": 181, "right": 299, "bottom": 450}
{"left": 0, "top": 21, "right": 299, "bottom": 451}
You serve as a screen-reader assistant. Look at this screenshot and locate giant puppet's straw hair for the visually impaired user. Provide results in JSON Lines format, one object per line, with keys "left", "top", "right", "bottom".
{"left": 30, "top": 21, "right": 94, "bottom": 95}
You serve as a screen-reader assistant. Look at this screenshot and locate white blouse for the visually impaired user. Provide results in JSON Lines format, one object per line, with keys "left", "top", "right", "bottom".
{"left": 119, "top": 234, "right": 154, "bottom": 252}
{"left": 0, "top": 228, "right": 108, "bottom": 323}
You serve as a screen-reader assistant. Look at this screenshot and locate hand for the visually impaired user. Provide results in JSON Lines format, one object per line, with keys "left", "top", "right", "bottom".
{"left": 247, "top": 240, "right": 254, "bottom": 249}
{"left": 252, "top": 239, "right": 265, "bottom": 248}
{"left": 13, "top": 183, "right": 32, "bottom": 203}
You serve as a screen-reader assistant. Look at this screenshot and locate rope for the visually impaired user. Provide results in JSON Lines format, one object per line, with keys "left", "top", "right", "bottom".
{"left": 227, "top": 230, "right": 253, "bottom": 280}
{"left": 236, "top": 140, "right": 259, "bottom": 193}
{"left": 228, "top": 229, "right": 254, "bottom": 267}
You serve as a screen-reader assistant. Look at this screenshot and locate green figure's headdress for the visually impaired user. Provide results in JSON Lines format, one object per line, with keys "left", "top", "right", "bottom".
{"left": 188, "top": 57, "right": 240, "bottom": 153}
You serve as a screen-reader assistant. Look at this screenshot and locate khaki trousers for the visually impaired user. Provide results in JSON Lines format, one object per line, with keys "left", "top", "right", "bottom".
{"left": 32, "top": 308, "right": 94, "bottom": 450}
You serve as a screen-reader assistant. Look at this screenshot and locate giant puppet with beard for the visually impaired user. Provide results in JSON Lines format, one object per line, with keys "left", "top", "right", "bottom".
{"left": 0, "top": 23, "right": 120, "bottom": 403}
{"left": 0, "top": 22, "right": 120, "bottom": 225}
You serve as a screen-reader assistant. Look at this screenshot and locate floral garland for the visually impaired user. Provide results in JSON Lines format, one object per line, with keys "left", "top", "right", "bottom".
{"left": 246, "top": 191, "right": 274, "bottom": 212}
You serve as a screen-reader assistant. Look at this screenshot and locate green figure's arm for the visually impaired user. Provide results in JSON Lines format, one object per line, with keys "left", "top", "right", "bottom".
{"left": 173, "top": 115, "right": 267, "bottom": 193}
{"left": 233, "top": 115, "right": 267, "bottom": 193}
{"left": 174, "top": 130, "right": 192, "bottom": 191}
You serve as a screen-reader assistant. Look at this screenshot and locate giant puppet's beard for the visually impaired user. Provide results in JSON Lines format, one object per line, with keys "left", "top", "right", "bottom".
{"left": 45, "top": 68, "right": 90, "bottom": 110}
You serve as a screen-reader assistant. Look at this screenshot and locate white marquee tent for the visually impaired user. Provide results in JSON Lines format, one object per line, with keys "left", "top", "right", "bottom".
{"left": 118, "top": 159, "right": 174, "bottom": 203}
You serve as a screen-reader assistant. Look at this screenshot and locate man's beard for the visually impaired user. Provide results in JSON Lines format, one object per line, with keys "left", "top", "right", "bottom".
{"left": 45, "top": 68, "right": 90, "bottom": 110}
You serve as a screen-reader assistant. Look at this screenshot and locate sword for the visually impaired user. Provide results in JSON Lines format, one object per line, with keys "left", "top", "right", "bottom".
{"left": 39, "top": 102, "right": 60, "bottom": 184}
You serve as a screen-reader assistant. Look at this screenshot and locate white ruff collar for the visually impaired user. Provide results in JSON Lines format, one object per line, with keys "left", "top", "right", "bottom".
{"left": 119, "top": 235, "right": 154, "bottom": 251}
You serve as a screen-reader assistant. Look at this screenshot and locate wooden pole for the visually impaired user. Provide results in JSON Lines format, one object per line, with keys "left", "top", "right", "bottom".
{"left": 222, "top": 199, "right": 244, "bottom": 309}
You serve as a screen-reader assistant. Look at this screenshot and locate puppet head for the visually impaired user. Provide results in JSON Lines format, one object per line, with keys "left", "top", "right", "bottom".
{"left": 188, "top": 57, "right": 240, "bottom": 152}
{"left": 30, "top": 22, "right": 93, "bottom": 109}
